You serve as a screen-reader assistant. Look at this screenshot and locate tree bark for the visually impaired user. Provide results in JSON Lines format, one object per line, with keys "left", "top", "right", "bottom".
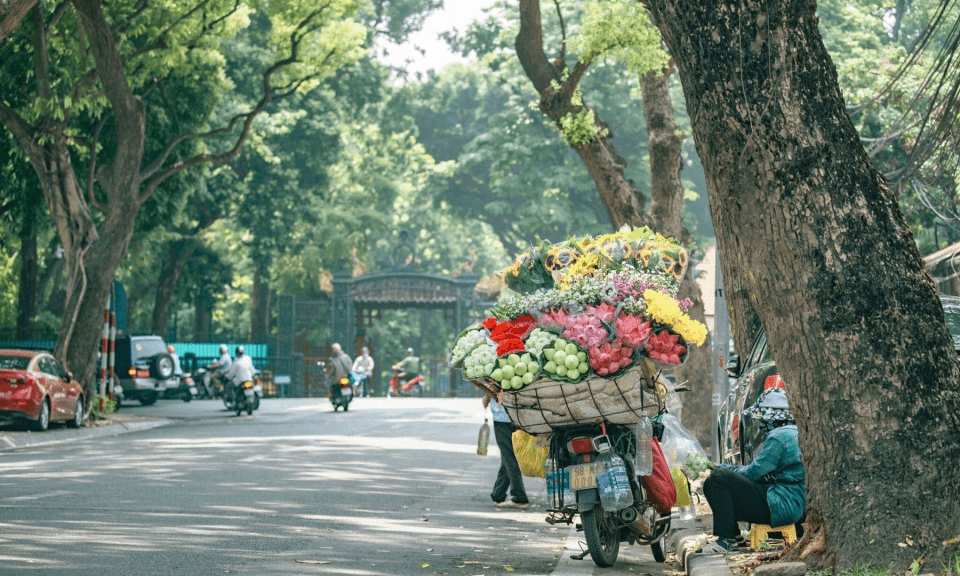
{"left": 16, "top": 192, "right": 40, "bottom": 340}
{"left": 644, "top": 0, "right": 960, "bottom": 570}
{"left": 250, "top": 275, "right": 271, "bottom": 342}
{"left": 151, "top": 240, "right": 195, "bottom": 337}
{"left": 516, "top": 0, "right": 650, "bottom": 229}
{"left": 640, "top": 61, "right": 715, "bottom": 448}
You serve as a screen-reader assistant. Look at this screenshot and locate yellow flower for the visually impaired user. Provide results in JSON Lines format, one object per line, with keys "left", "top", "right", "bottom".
{"left": 644, "top": 289, "right": 708, "bottom": 347}
{"left": 644, "top": 290, "right": 683, "bottom": 326}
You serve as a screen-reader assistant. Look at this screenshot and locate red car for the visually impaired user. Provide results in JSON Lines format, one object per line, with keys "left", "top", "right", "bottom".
{"left": 0, "top": 349, "right": 84, "bottom": 431}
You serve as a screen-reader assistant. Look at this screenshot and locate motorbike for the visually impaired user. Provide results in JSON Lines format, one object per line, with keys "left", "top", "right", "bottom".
{"left": 387, "top": 364, "right": 424, "bottom": 397}
{"left": 330, "top": 374, "right": 353, "bottom": 411}
{"left": 350, "top": 371, "right": 371, "bottom": 397}
{"left": 176, "top": 371, "right": 199, "bottom": 402}
{"left": 540, "top": 384, "right": 688, "bottom": 567}
{"left": 230, "top": 373, "right": 263, "bottom": 416}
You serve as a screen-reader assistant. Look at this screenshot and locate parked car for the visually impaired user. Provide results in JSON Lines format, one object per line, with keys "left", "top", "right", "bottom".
{"left": 0, "top": 349, "right": 84, "bottom": 431}
{"left": 114, "top": 335, "right": 179, "bottom": 406}
{"left": 717, "top": 295, "right": 960, "bottom": 466}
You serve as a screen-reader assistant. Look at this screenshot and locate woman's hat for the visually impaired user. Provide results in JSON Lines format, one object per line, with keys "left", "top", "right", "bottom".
{"left": 744, "top": 387, "right": 793, "bottom": 423}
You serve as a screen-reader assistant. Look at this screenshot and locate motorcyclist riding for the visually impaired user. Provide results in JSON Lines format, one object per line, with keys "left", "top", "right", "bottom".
{"left": 351, "top": 346, "right": 374, "bottom": 397}
{"left": 203, "top": 344, "right": 231, "bottom": 394}
{"left": 392, "top": 348, "right": 420, "bottom": 386}
{"left": 222, "top": 346, "right": 255, "bottom": 407}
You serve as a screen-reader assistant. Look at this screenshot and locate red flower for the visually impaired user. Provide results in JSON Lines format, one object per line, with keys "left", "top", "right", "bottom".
{"left": 496, "top": 338, "right": 525, "bottom": 356}
{"left": 645, "top": 330, "right": 687, "bottom": 365}
{"left": 482, "top": 317, "right": 498, "bottom": 330}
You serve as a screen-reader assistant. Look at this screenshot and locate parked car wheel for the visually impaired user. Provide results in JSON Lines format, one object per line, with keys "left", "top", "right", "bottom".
{"left": 33, "top": 399, "right": 50, "bottom": 432}
{"left": 67, "top": 395, "right": 84, "bottom": 428}
{"left": 139, "top": 391, "right": 159, "bottom": 406}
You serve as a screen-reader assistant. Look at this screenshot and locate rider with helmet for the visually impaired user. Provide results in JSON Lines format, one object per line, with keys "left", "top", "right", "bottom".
{"left": 222, "top": 345, "right": 256, "bottom": 405}
{"left": 204, "top": 344, "right": 233, "bottom": 395}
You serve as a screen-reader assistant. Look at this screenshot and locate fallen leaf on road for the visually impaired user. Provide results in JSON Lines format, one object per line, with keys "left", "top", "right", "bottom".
{"left": 294, "top": 559, "right": 331, "bottom": 565}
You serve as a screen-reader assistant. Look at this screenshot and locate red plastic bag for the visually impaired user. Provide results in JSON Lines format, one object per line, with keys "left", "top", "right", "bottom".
{"left": 640, "top": 439, "right": 677, "bottom": 514}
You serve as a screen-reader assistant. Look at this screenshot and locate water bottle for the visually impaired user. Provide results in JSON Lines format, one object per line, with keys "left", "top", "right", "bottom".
{"left": 595, "top": 440, "right": 633, "bottom": 512}
{"left": 560, "top": 467, "right": 573, "bottom": 503}
{"left": 477, "top": 419, "right": 490, "bottom": 456}
{"left": 635, "top": 416, "right": 653, "bottom": 476}
{"left": 545, "top": 457, "right": 558, "bottom": 501}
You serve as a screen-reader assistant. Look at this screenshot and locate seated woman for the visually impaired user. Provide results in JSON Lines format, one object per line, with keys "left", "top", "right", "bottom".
{"left": 699, "top": 387, "right": 805, "bottom": 553}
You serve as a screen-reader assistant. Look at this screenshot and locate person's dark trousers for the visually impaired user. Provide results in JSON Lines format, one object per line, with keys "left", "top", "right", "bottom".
{"left": 491, "top": 421, "right": 529, "bottom": 504}
{"left": 703, "top": 467, "right": 772, "bottom": 540}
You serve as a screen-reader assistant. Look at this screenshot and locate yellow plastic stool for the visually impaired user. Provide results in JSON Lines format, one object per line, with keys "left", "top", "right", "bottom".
{"left": 748, "top": 523, "right": 798, "bottom": 549}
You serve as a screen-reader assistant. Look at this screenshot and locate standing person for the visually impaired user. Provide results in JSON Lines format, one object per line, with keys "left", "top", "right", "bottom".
{"left": 697, "top": 388, "right": 805, "bottom": 553}
{"left": 351, "top": 346, "right": 374, "bottom": 397}
{"left": 483, "top": 392, "right": 529, "bottom": 508}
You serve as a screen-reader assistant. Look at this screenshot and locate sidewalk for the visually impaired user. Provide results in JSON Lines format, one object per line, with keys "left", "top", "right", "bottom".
{"left": 0, "top": 413, "right": 171, "bottom": 452}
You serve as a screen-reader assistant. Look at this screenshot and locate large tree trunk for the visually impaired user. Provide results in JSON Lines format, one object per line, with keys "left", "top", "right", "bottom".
{"left": 644, "top": 0, "right": 960, "bottom": 570}
{"left": 151, "top": 240, "right": 195, "bottom": 337}
{"left": 16, "top": 198, "right": 39, "bottom": 340}
{"left": 250, "top": 274, "right": 271, "bottom": 342}
{"left": 640, "top": 62, "right": 715, "bottom": 448}
{"left": 516, "top": 0, "right": 650, "bottom": 229}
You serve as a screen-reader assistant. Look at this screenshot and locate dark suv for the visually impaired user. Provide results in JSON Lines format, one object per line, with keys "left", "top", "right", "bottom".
{"left": 717, "top": 295, "right": 960, "bottom": 465}
{"left": 114, "top": 335, "right": 178, "bottom": 406}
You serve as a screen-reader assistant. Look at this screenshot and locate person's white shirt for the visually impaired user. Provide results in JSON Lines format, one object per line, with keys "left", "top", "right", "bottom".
{"left": 223, "top": 354, "right": 256, "bottom": 385}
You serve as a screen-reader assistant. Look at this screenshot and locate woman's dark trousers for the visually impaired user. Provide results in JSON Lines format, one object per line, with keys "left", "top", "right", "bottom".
{"left": 491, "top": 421, "right": 529, "bottom": 504}
{"left": 703, "top": 467, "right": 772, "bottom": 539}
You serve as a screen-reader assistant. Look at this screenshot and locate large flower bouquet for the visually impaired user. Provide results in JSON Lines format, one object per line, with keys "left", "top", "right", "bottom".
{"left": 451, "top": 226, "right": 707, "bottom": 393}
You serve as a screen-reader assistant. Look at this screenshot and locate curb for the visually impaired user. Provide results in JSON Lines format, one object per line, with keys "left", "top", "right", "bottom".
{"left": 670, "top": 514, "right": 738, "bottom": 576}
{"left": 0, "top": 418, "right": 172, "bottom": 452}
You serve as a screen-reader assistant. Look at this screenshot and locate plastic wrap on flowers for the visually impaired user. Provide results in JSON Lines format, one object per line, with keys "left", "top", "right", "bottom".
{"left": 499, "top": 362, "right": 664, "bottom": 435}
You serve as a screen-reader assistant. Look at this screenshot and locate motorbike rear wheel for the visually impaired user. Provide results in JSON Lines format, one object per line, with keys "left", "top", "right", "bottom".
{"left": 651, "top": 534, "right": 667, "bottom": 563}
{"left": 582, "top": 508, "right": 620, "bottom": 567}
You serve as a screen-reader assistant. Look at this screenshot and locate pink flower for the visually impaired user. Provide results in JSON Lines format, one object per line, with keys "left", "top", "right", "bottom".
{"left": 588, "top": 338, "right": 634, "bottom": 375}
{"left": 540, "top": 308, "right": 571, "bottom": 332}
{"left": 562, "top": 314, "right": 609, "bottom": 349}
{"left": 615, "top": 313, "right": 652, "bottom": 348}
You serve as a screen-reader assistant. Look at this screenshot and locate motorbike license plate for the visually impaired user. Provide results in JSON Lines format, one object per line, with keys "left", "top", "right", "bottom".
{"left": 568, "top": 463, "right": 602, "bottom": 491}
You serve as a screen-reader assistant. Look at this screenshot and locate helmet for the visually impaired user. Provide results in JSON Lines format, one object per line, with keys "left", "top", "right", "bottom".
{"left": 235, "top": 345, "right": 245, "bottom": 356}
{"left": 362, "top": 346, "right": 369, "bottom": 355}
{"left": 167, "top": 344, "right": 175, "bottom": 354}
{"left": 407, "top": 347, "right": 414, "bottom": 355}
{"left": 331, "top": 343, "right": 342, "bottom": 354}
{"left": 219, "top": 344, "right": 228, "bottom": 354}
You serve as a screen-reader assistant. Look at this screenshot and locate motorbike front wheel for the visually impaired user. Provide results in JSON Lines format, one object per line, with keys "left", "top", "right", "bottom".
{"left": 582, "top": 508, "right": 620, "bottom": 568}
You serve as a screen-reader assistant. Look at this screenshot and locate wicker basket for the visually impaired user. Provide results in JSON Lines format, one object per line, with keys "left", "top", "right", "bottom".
{"left": 493, "top": 361, "right": 663, "bottom": 435}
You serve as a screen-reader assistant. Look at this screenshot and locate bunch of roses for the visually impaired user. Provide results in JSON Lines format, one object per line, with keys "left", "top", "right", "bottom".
{"left": 482, "top": 314, "right": 537, "bottom": 356}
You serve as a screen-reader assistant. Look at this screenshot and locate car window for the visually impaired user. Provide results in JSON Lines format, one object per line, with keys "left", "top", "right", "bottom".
{"left": 747, "top": 330, "right": 773, "bottom": 368}
{"left": 37, "top": 357, "right": 53, "bottom": 376}
{"left": 46, "top": 357, "right": 67, "bottom": 380}
{"left": 0, "top": 355, "right": 30, "bottom": 370}
{"left": 940, "top": 297, "right": 960, "bottom": 348}
{"left": 133, "top": 338, "right": 167, "bottom": 361}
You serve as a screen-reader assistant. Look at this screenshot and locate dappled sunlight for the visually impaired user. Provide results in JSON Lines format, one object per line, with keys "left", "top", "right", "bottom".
{"left": 0, "top": 400, "right": 564, "bottom": 574}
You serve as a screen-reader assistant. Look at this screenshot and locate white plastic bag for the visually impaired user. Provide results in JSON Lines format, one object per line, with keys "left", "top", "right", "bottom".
{"left": 659, "top": 414, "right": 710, "bottom": 478}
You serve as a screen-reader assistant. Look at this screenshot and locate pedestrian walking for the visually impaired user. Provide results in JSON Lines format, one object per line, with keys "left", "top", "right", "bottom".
{"left": 483, "top": 392, "right": 529, "bottom": 508}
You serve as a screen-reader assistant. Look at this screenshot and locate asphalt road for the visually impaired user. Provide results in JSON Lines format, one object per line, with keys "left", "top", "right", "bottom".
{"left": 0, "top": 397, "right": 686, "bottom": 576}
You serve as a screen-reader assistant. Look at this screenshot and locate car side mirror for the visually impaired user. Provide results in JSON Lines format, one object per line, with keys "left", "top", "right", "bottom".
{"left": 725, "top": 355, "right": 740, "bottom": 378}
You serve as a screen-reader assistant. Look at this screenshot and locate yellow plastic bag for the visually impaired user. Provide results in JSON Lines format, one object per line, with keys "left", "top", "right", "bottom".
{"left": 672, "top": 467, "right": 691, "bottom": 507}
{"left": 512, "top": 429, "right": 549, "bottom": 478}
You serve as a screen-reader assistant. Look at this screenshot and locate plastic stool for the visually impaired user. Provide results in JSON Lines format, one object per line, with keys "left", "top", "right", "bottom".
{"left": 748, "top": 523, "right": 797, "bottom": 549}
